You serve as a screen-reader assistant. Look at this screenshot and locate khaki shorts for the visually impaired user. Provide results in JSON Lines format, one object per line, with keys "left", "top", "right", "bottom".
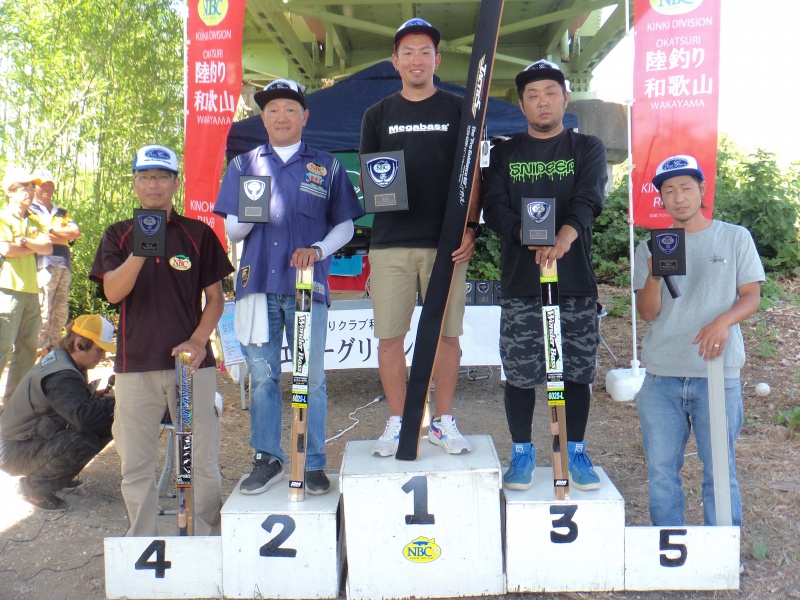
{"left": 369, "top": 247, "right": 467, "bottom": 339}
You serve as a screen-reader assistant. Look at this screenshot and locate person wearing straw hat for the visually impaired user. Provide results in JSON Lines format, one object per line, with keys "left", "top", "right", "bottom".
{"left": 0, "top": 315, "right": 116, "bottom": 512}
{"left": 482, "top": 59, "right": 607, "bottom": 492}
{"left": 29, "top": 169, "right": 82, "bottom": 356}
{"left": 633, "top": 154, "right": 764, "bottom": 526}
{"left": 0, "top": 166, "right": 53, "bottom": 405}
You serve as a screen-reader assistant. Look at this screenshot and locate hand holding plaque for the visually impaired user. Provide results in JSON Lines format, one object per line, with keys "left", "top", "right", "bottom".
{"left": 133, "top": 209, "right": 167, "bottom": 257}
{"left": 648, "top": 228, "right": 686, "bottom": 299}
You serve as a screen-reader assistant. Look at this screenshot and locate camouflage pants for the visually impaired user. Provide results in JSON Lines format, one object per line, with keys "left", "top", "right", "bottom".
{"left": 499, "top": 295, "right": 598, "bottom": 387}
{"left": 38, "top": 266, "right": 72, "bottom": 351}
{"left": 0, "top": 429, "right": 111, "bottom": 496}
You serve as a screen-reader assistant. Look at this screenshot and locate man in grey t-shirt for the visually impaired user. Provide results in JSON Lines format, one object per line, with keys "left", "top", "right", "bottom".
{"left": 633, "top": 154, "right": 765, "bottom": 527}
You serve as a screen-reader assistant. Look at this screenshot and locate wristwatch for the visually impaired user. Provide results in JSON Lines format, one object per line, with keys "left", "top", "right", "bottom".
{"left": 466, "top": 221, "right": 484, "bottom": 237}
{"left": 311, "top": 244, "right": 324, "bottom": 261}
{"left": 19, "top": 237, "right": 28, "bottom": 247}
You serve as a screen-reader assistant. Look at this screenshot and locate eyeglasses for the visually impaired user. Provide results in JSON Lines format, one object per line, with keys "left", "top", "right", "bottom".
{"left": 7, "top": 183, "right": 34, "bottom": 192}
{"left": 134, "top": 173, "right": 175, "bottom": 184}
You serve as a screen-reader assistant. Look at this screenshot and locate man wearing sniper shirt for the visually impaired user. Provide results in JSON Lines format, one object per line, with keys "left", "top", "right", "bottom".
{"left": 214, "top": 79, "right": 363, "bottom": 495}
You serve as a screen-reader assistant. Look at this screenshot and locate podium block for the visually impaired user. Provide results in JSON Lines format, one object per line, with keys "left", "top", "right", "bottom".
{"left": 340, "top": 435, "right": 505, "bottom": 600}
{"left": 220, "top": 474, "right": 343, "bottom": 599}
{"left": 504, "top": 466, "right": 625, "bottom": 592}
{"left": 104, "top": 536, "right": 222, "bottom": 599}
{"left": 624, "top": 526, "right": 740, "bottom": 590}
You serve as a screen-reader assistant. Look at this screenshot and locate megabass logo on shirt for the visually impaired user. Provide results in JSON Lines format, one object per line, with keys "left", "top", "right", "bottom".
{"left": 388, "top": 123, "right": 451, "bottom": 134}
{"left": 509, "top": 159, "right": 575, "bottom": 183}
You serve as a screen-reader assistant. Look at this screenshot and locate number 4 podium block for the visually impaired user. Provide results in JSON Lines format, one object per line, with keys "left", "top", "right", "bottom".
{"left": 504, "top": 466, "right": 625, "bottom": 592}
{"left": 340, "top": 435, "right": 505, "bottom": 600}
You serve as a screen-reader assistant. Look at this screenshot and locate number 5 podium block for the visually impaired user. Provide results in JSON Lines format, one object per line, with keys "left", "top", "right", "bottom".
{"left": 340, "top": 435, "right": 505, "bottom": 600}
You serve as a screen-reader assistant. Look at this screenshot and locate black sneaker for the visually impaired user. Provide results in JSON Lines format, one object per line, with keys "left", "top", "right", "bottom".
{"left": 305, "top": 470, "right": 331, "bottom": 495}
{"left": 240, "top": 453, "right": 284, "bottom": 495}
{"left": 17, "top": 479, "right": 68, "bottom": 512}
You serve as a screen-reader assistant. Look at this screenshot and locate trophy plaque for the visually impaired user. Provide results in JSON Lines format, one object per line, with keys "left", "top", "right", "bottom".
{"left": 238, "top": 175, "right": 271, "bottom": 223}
{"left": 650, "top": 228, "right": 686, "bottom": 277}
{"left": 133, "top": 209, "right": 167, "bottom": 257}
{"left": 360, "top": 150, "right": 409, "bottom": 213}
{"left": 521, "top": 198, "right": 556, "bottom": 246}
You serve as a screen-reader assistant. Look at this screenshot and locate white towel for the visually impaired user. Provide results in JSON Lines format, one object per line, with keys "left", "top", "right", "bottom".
{"left": 234, "top": 294, "right": 269, "bottom": 346}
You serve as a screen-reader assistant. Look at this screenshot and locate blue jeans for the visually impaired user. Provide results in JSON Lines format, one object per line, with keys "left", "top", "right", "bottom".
{"left": 636, "top": 374, "right": 743, "bottom": 526}
{"left": 242, "top": 294, "right": 328, "bottom": 471}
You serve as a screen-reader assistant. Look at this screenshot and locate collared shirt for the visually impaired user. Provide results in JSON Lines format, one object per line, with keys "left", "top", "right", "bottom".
{"left": 90, "top": 210, "right": 235, "bottom": 373}
{"left": 213, "top": 142, "right": 364, "bottom": 305}
{"left": 0, "top": 206, "right": 45, "bottom": 293}
{"left": 28, "top": 202, "right": 76, "bottom": 270}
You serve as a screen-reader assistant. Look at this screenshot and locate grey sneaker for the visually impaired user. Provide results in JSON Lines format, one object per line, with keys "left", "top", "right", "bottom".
{"left": 305, "top": 470, "right": 331, "bottom": 495}
{"left": 240, "top": 453, "right": 284, "bottom": 495}
{"left": 372, "top": 418, "right": 402, "bottom": 457}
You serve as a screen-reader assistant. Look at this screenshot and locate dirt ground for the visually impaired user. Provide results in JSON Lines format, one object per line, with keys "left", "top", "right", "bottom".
{"left": 0, "top": 283, "right": 798, "bottom": 600}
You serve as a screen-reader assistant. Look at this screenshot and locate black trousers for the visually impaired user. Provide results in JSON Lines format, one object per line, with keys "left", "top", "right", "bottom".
{"left": 504, "top": 381, "right": 592, "bottom": 444}
{"left": 0, "top": 429, "right": 112, "bottom": 496}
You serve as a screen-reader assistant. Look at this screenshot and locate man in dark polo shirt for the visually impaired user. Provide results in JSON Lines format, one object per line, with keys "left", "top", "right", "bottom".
{"left": 90, "top": 145, "right": 234, "bottom": 536}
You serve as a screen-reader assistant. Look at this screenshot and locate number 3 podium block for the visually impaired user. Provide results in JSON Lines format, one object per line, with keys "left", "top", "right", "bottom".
{"left": 220, "top": 474, "right": 343, "bottom": 599}
{"left": 504, "top": 466, "right": 625, "bottom": 592}
{"left": 340, "top": 435, "right": 505, "bottom": 600}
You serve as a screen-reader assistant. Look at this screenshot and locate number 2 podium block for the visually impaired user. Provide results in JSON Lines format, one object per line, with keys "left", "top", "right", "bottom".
{"left": 220, "top": 474, "right": 343, "bottom": 599}
{"left": 340, "top": 435, "right": 505, "bottom": 600}
{"left": 504, "top": 466, "right": 625, "bottom": 592}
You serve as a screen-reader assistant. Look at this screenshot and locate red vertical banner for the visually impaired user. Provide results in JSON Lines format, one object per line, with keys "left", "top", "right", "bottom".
{"left": 184, "top": 1, "right": 246, "bottom": 246}
{"left": 631, "top": 0, "right": 721, "bottom": 227}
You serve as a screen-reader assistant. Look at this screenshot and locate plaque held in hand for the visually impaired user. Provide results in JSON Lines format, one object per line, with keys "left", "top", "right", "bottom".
{"left": 521, "top": 198, "right": 556, "bottom": 246}
{"left": 650, "top": 228, "right": 686, "bottom": 277}
{"left": 360, "top": 150, "right": 409, "bottom": 213}
{"left": 238, "top": 175, "right": 271, "bottom": 223}
{"left": 132, "top": 209, "right": 167, "bottom": 257}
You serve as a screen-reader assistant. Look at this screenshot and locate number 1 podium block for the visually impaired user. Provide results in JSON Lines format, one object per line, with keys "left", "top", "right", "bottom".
{"left": 504, "top": 466, "right": 625, "bottom": 592}
{"left": 340, "top": 435, "right": 505, "bottom": 600}
{"left": 220, "top": 474, "right": 343, "bottom": 599}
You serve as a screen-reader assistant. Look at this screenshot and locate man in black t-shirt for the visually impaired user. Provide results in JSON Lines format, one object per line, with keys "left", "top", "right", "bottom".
{"left": 483, "top": 60, "right": 607, "bottom": 492}
{"left": 360, "top": 19, "right": 482, "bottom": 457}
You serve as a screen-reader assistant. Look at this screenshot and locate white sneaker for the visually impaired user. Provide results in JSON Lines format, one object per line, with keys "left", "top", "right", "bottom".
{"left": 372, "top": 417, "right": 402, "bottom": 457}
{"left": 428, "top": 415, "right": 471, "bottom": 454}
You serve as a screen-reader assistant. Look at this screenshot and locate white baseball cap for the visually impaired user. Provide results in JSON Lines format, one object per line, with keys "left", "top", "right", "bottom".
{"left": 652, "top": 155, "right": 705, "bottom": 189}
{"left": 132, "top": 145, "right": 179, "bottom": 173}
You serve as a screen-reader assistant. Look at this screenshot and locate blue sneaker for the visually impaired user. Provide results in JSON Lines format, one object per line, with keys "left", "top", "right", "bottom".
{"left": 568, "top": 441, "right": 600, "bottom": 490}
{"left": 503, "top": 442, "right": 535, "bottom": 490}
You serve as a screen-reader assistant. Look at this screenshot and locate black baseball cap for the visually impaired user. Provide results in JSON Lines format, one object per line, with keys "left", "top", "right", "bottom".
{"left": 254, "top": 79, "right": 307, "bottom": 111}
{"left": 394, "top": 18, "right": 440, "bottom": 48}
{"left": 515, "top": 59, "right": 566, "bottom": 94}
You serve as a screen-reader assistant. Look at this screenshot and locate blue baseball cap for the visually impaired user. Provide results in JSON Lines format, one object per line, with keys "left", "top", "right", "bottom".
{"left": 652, "top": 155, "right": 705, "bottom": 189}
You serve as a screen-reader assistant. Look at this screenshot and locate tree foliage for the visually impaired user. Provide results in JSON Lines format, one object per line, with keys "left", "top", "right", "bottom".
{"left": 0, "top": 0, "right": 183, "bottom": 316}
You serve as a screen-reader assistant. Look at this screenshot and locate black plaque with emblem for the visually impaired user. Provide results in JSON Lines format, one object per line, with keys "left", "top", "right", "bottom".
{"left": 650, "top": 228, "right": 686, "bottom": 277}
{"left": 132, "top": 209, "right": 167, "bottom": 257}
{"left": 521, "top": 198, "right": 556, "bottom": 246}
{"left": 238, "top": 175, "right": 271, "bottom": 223}
{"left": 360, "top": 150, "right": 409, "bottom": 213}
